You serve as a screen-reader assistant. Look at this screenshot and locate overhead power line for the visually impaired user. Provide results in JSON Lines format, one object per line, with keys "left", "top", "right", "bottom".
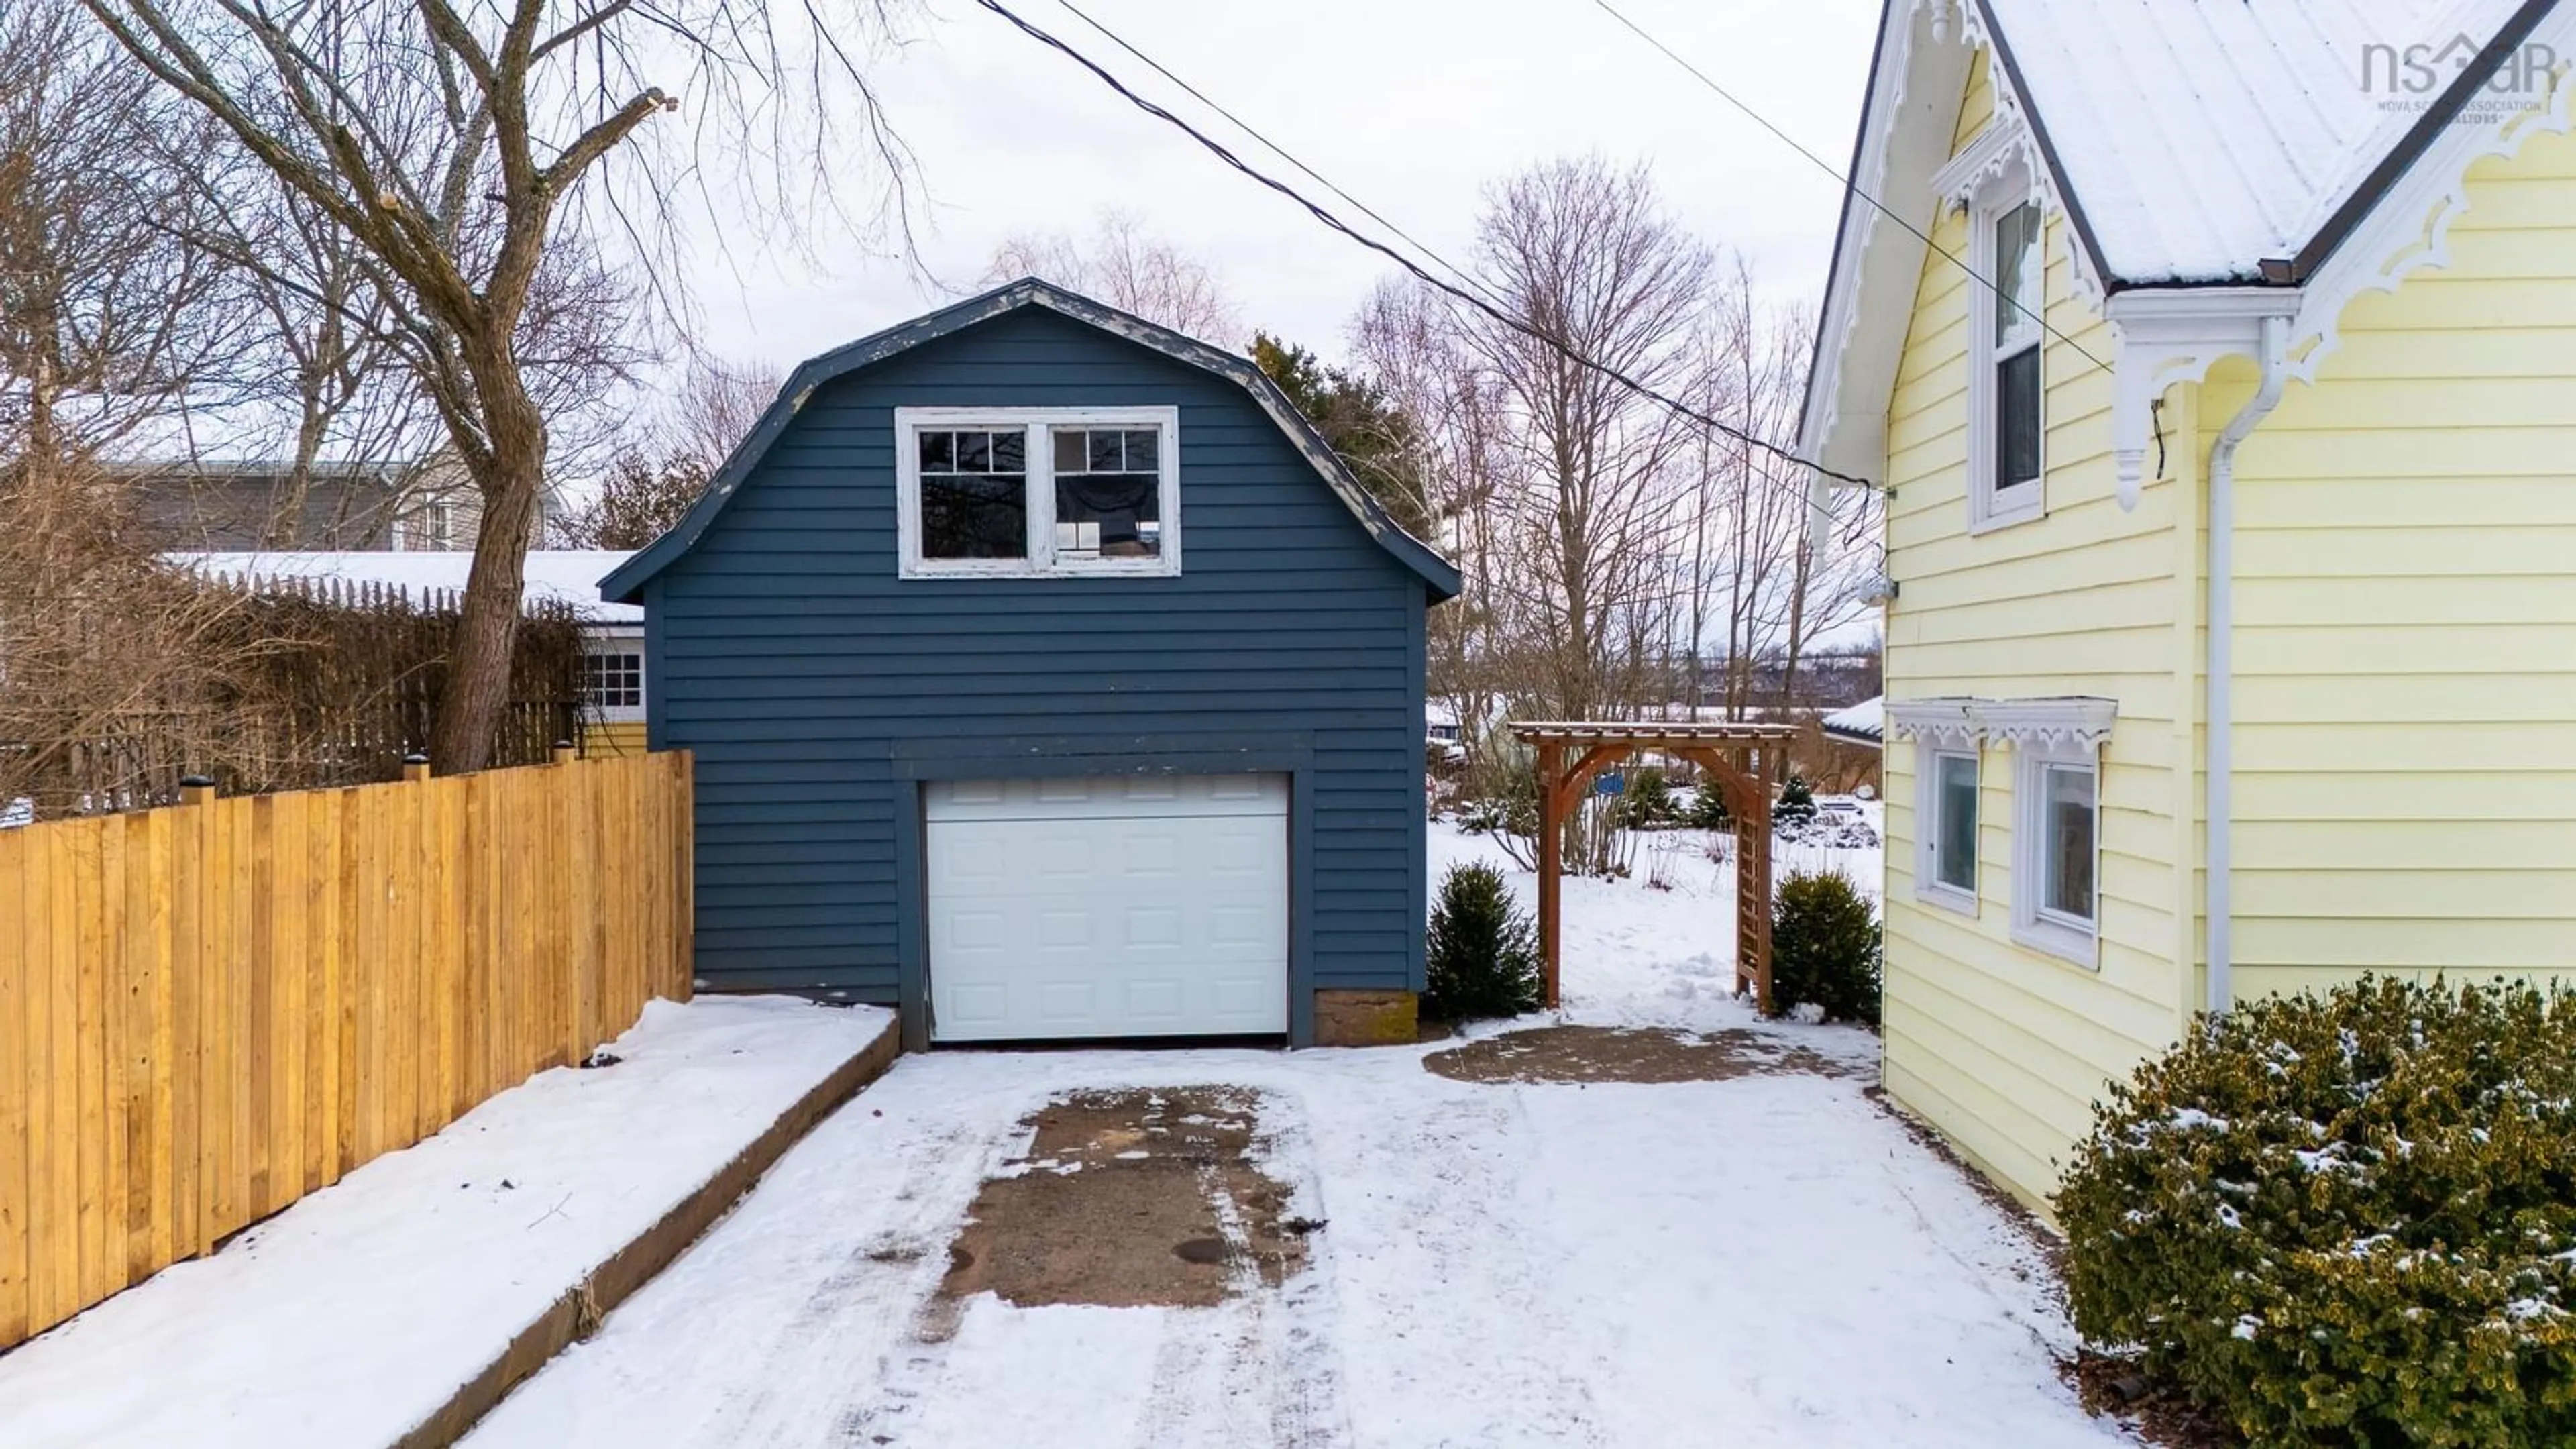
{"left": 972, "top": 0, "right": 1878, "bottom": 490}
{"left": 1049, "top": 0, "right": 1503, "bottom": 308}
{"left": 1584, "top": 0, "right": 2110, "bottom": 374}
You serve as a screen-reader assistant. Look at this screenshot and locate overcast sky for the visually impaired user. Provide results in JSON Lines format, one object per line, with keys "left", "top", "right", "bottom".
{"left": 688, "top": 0, "right": 1883, "bottom": 372}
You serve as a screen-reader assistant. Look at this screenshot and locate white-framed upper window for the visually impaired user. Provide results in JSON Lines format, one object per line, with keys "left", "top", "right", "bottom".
{"left": 581, "top": 644, "right": 645, "bottom": 724}
{"left": 1968, "top": 186, "right": 2046, "bottom": 532}
{"left": 894, "top": 406, "right": 1181, "bottom": 578}
{"left": 1913, "top": 745, "right": 1980, "bottom": 913}
{"left": 2011, "top": 738, "right": 2098, "bottom": 967}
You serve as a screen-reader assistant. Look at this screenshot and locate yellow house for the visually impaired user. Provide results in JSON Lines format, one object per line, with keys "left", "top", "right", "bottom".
{"left": 1800, "top": 0, "right": 2576, "bottom": 1213}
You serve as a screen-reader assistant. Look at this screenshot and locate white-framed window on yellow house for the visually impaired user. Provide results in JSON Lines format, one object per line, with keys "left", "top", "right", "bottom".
{"left": 581, "top": 645, "right": 645, "bottom": 725}
{"left": 2011, "top": 739, "right": 2098, "bottom": 967}
{"left": 1968, "top": 194, "right": 2045, "bottom": 531}
{"left": 1913, "top": 745, "right": 1980, "bottom": 914}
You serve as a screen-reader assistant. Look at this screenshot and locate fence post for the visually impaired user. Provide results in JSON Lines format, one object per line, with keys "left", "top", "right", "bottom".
{"left": 551, "top": 739, "right": 576, "bottom": 767}
{"left": 401, "top": 753, "right": 431, "bottom": 784}
{"left": 179, "top": 774, "right": 217, "bottom": 807}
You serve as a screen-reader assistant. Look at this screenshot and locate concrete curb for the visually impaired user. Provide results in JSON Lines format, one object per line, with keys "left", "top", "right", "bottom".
{"left": 394, "top": 1015, "right": 904, "bottom": 1448}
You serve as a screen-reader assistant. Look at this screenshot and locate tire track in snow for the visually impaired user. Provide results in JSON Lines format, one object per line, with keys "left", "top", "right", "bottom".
{"left": 693, "top": 1108, "right": 1010, "bottom": 1448}
{"left": 1124, "top": 1089, "right": 1352, "bottom": 1448}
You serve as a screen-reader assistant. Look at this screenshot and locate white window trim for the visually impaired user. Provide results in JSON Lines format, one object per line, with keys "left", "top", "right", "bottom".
{"left": 1912, "top": 743, "right": 1980, "bottom": 916}
{"left": 582, "top": 630, "right": 647, "bottom": 726}
{"left": 2010, "top": 736, "right": 2100, "bottom": 969}
{"left": 894, "top": 405, "right": 1182, "bottom": 580}
{"left": 1964, "top": 160, "right": 2046, "bottom": 535}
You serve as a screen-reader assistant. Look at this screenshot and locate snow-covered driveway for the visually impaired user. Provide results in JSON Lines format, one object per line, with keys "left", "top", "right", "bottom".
{"left": 469, "top": 824, "right": 2132, "bottom": 1448}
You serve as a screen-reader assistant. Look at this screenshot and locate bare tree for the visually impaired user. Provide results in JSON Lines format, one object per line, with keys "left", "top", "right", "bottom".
{"left": 1676, "top": 258, "right": 1823, "bottom": 721}
{"left": 665, "top": 352, "right": 780, "bottom": 478}
{"left": 0, "top": 0, "right": 246, "bottom": 474}
{"left": 1352, "top": 274, "right": 1506, "bottom": 732}
{"left": 76, "top": 0, "right": 916, "bottom": 769}
{"left": 1464, "top": 157, "right": 1711, "bottom": 724}
{"left": 985, "top": 210, "right": 1241, "bottom": 344}
{"left": 551, "top": 353, "right": 777, "bottom": 549}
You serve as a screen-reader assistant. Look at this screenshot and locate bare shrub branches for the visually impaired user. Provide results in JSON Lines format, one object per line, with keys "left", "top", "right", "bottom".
{"left": 0, "top": 458, "right": 586, "bottom": 818}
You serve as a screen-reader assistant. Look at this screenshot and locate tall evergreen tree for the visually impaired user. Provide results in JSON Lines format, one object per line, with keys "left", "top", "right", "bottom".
{"left": 1251, "top": 333, "right": 1434, "bottom": 538}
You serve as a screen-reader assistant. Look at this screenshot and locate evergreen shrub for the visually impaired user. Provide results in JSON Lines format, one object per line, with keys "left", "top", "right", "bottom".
{"left": 2055, "top": 975, "right": 2576, "bottom": 1448}
{"left": 1423, "top": 863, "right": 1544, "bottom": 1022}
{"left": 1765, "top": 867, "right": 1880, "bottom": 1025}
{"left": 1687, "top": 778, "right": 1732, "bottom": 829}
{"left": 1618, "top": 767, "right": 1680, "bottom": 829}
{"left": 1774, "top": 774, "right": 1817, "bottom": 825}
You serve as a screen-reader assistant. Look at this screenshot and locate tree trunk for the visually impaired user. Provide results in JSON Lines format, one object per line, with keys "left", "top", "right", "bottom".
{"left": 427, "top": 356, "right": 547, "bottom": 771}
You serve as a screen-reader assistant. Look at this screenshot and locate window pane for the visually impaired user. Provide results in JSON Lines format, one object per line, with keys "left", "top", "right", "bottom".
{"left": 1994, "top": 201, "right": 2041, "bottom": 343}
{"left": 990, "top": 429, "right": 1025, "bottom": 472}
{"left": 2043, "top": 764, "right": 2096, "bottom": 922}
{"left": 957, "top": 431, "right": 991, "bottom": 471}
{"left": 1935, "top": 754, "right": 1978, "bottom": 892}
{"left": 1088, "top": 429, "right": 1124, "bottom": 472}
{"left": 921, "top": 474, "right": 1027, "bottom": 559}
{"left": 919, "top": 431, "right": 953, "bottom": 470}
{"left": 1055, "top": 476, "right": 1159, "bottom": 559}
{"left": 581, "top": 653, "right": 643, "bottom": 710}
{"left": 1051, "top": 425, "right": 1164, "bottom": 561}
{"left": 1998, "top": 345, "right": 2041, "bottom": 491}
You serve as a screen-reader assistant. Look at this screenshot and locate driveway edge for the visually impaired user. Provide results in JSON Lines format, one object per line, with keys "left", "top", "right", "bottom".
{"left": 396, "top": 1012, "right": 904, "bottom": 1448}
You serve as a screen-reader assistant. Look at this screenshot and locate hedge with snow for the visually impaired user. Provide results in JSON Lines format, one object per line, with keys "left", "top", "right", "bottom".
{"left": 2055, "top": 975, "right": 2576, "bottom": 1448}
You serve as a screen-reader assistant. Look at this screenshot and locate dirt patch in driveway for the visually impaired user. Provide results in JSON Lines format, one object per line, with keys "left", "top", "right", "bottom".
{"left": 938, "top": 1087, "right": 1310, "bottom": 1311}
{"left": 1423, "top": 1025, "right": 1860, "bottom": 1085}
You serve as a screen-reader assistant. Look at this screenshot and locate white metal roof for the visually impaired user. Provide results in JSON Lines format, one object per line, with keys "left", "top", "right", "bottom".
{"left": 1821, "top": 696, "right": 1884, "bottom": 746}
{"left": 173, "top": 550, "right": 641, "bottom": 625}
{"left": 1985, "top": 0, "right": 2531, "bottom": 283}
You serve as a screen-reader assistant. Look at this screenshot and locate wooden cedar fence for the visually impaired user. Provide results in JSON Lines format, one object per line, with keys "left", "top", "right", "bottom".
{"left": 0, "top": 750, "right": 694, "bottom": 1350}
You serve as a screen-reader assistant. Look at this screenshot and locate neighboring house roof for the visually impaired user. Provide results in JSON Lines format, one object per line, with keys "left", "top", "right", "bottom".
{"left": 1821, "top": 696, "right": 1885, "bottom": 749}
{"left": 1985, "top": 0, "right": 2544, "bottom": 287}
{"left": 600, "top": 278, "right": 1462, "bottom": 604}
{"left": 175, "top": 550, "right": 641, "bottom": 625}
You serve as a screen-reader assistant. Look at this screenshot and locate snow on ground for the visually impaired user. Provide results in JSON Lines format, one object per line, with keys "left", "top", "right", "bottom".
{"left": 1450, "top": 812, "right": 1880, "bottom": 1032}
{"left": 474, "top": 820, "right": 2129, "bottom": 1448}
{"left": 0, "top": 998, "right": 892, "bottom": 1449}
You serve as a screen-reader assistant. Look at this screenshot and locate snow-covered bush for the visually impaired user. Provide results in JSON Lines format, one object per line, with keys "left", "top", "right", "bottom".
{"left": 1423, "top": 863, "right": 1543, "bottom": 1022}
{"left": 1765, "top": 868, "right": 1880, "bottom": 1026}
{"left": 1774, "top": 774, "right": 1817, "bottom": 826}
{"left": 2055, "top": 976, "right": 2576, "bottom": 1448}
{"left": 1771, "top": 810, "right": 1881, "bottom": 849}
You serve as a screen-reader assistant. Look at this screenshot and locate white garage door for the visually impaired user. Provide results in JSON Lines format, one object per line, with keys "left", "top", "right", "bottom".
{"left": 925, "top": 773, "right": 1289, "bottom": 1042}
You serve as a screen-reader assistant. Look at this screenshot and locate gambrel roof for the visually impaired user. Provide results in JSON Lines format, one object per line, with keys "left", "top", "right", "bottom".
{"left": 603, "top": 278, "right": 1460, "bottom": 604}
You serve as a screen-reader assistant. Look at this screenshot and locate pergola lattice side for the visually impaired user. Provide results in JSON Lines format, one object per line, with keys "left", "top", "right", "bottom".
{"left": 1509, "top": 722, "right": 1800, "bottom": 1013}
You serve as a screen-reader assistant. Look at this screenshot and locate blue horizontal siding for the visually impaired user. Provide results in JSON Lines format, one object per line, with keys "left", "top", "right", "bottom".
{"left": 652, "top": 305, "right": 1428, "bottom": 1011}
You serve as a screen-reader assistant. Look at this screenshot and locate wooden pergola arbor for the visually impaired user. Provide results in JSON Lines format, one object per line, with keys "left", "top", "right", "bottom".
{"left": 1509, "top": 720, "right": 1801, "bottom": 1013}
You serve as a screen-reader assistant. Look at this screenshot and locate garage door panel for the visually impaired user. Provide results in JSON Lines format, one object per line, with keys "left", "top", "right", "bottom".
{"left": 926, "top": 773, "right": 1290, "bottom": 823}
{"left": 927, "top": 772, "right": 1288, "bottom": 1042}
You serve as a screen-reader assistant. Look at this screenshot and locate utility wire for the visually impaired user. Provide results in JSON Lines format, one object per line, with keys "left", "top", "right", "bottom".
{"left": 1049, "top": 0, "right": 1505, "bottom": 309}
{"left": 1585, "top": 0, "right": 2110, "bottom": 374}
{"left": 973, "top": 0, "right": 1876, "bottom": 490}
